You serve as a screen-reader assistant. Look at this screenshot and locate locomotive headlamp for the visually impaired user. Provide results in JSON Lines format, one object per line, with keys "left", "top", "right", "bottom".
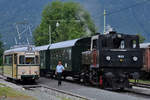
{"left": 117, "top": 34, "right": 122, "bottom": 38}
{"left": 133, "top": 56, "right": 138, "bottom": 61}
{"left": 106, "top": 56, "right": 111, "bottom": 61}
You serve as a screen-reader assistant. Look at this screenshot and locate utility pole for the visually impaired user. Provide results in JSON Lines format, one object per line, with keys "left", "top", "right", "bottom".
{"left": 49, "top": 21, "right": 59, "bottom": 44}
{"left": 103, "top": 9, "right": 106, "bottom": 34}
{"left": 49, "top": 25, "right": 51, "bottom": 44}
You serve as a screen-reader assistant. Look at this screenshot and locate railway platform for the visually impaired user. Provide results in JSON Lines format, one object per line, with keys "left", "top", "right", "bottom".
{"left": 37, "top": 77, "right": 150, "bottom": 100}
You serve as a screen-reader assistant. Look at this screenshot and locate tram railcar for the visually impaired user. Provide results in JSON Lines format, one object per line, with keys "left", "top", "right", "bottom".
{"left": 2, "top": 45, "right": 40, "bottom": 81}
{"left": 140, "top": 43, "right": 150, "bottom": 79}
{"left": 36, "top": 31, "right": 143, "bottom": 89}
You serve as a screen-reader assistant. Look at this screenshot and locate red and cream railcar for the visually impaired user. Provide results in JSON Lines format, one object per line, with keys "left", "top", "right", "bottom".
{"left": 140, "top": 43, "right": 150, "bottom": 79}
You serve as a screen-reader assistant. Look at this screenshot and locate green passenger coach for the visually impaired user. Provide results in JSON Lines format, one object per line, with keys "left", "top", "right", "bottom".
{"left": 36, "top": 38, "right": 90, "bottom": 78}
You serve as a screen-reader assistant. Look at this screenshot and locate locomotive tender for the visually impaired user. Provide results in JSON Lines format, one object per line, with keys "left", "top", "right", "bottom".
{"left": 36, "top": 31, "right": 143, "bottom": 89}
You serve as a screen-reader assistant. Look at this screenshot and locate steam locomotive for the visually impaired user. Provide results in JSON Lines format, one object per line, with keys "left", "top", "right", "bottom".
{"left": 36, "top": 31, "right": 143, "bottom": 90}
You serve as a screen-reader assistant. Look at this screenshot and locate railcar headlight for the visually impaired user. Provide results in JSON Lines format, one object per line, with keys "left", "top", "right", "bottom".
{"left": 133, "top": 56, "right": 138, "bottom": 61}
{"left": 21, "top": 70, "right": 26, "bottom": 74}
{"left": 106, "top": 56, "right": 111, "bottom": 61}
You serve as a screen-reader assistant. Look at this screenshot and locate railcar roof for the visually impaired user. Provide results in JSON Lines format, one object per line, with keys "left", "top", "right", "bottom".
{"left": 4, "top": 45, "right": 36, "bottom": 54}
{"left": 35, "top": 45, "right": 49, "bottom": 51}
{"left": 50, "top": 39, "right": 79, "bottom": 50}
{"left": 4, "top": 47, "right": 33, "bottom": 54}
{"left": 140, "top": 43, "right": 150, "bottom": 48}
{"left": 35, "top": 39, "right": 79, "bottom": 51}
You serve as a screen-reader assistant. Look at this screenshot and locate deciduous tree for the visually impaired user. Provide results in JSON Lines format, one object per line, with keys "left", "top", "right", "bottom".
{"left": 33, "top": 1, "right": 96, "bottom": 46}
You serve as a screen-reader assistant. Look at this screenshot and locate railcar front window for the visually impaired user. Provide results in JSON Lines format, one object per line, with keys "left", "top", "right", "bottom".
{"left": 19, "top": 55, "right": 39, "bottom": 65}
{"left": 19, "top": 56, "right": 25, "bottom": 64}
{"left": 26, "top": 57, "right": 34, "bottom": 64}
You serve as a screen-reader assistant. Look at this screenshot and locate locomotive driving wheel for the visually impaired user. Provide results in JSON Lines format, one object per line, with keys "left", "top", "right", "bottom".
{"left": 89, "top": 68, "right": 99, "bottom": 86}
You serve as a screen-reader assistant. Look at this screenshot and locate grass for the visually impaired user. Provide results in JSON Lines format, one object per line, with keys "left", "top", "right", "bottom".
{"left": 0, "top": 83, "right": 37, "bottom": 100}
{"left": 0, "top": 66, "right": 3, "bottom": 74}
{"left": 56, "top": 96, "right": 73, "bottom": 100}
{"left": 0, "top": 83, "right": 5, "bottom": 86}
{"left": 129, "top": 79, "right": 150, "bottom": 84}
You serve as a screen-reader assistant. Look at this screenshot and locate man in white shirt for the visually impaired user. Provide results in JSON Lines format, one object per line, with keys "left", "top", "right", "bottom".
{"left": 55, "top": 61, "right": 65, "bottom": 86}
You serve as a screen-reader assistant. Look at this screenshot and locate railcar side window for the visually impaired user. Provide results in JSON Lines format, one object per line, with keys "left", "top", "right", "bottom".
{"left": 19, "top": 55, "right": 25, "bottom": 64}
{"left": 4, "top": 55, "right": 12, "bottom": 65}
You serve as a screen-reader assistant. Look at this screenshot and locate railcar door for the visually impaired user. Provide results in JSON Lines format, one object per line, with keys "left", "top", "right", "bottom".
{"left": 13, "top": 54, "right": 17, "bottom": 79}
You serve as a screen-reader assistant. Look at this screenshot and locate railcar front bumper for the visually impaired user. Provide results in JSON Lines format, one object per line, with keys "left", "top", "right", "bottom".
{"left": 21, "top": 75, "right": 39, "bottom": 80}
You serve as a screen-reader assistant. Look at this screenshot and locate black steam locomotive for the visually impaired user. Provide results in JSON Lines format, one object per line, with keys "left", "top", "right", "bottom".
{"left": 36, "top": 31, "right": 143, "bottom": 90}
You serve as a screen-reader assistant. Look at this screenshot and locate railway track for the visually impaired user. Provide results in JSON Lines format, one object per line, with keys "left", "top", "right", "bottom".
{"left": 59, "top": 77, "right": 150, "bottom": 97}
{"left": 124, "top": 88, "right": 150, "bottom": 98}
{"left": 130, "top": 82, "right": 150, "bottom": 89}
{"left": 1, "top": 74, "right": 150, "bottom": 100}
{"left": 22, "top": 84, "right": 90, "bottom": 100}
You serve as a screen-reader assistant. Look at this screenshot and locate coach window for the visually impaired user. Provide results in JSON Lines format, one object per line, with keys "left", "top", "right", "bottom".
{"left": 69, "top": 48, "right": 71, "bottom": 60}
{"left": 19, "top": 55, "right": 25, "bottom": 64}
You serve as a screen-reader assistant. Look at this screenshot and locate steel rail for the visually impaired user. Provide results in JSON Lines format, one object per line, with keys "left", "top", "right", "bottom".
{"left": 22, "top": 84, "right": 90, "bottom": 100}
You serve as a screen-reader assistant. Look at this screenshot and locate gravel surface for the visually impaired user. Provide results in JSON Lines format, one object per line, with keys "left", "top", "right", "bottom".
{"left": 0, "top": 75, "right": 67, "bottom": 100}
{"left": 37, "top": 77, "right": 150, "bottom": 100}
{"left": 22, "top": 87, "right": 62, "bottom": 100}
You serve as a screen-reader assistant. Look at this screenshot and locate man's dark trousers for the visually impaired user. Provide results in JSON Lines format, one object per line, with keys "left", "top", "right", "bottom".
{"left": 57, "top": 73, "right": 62, "bottom": 86}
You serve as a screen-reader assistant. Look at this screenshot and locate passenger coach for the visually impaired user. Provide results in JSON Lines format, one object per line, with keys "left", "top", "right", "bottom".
{"left": 36, "top": 38, "right": 90, "bottom": 78}
{"left": 3, "top": 45, "right": 40, "bottom": 81}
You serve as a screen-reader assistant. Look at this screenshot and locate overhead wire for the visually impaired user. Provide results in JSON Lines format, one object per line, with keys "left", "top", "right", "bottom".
{"left": 100, "top": 0, "right": 150, "bottom": 34}
{"left": 106, "top": 0, "right": 150, "bottom": 16}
